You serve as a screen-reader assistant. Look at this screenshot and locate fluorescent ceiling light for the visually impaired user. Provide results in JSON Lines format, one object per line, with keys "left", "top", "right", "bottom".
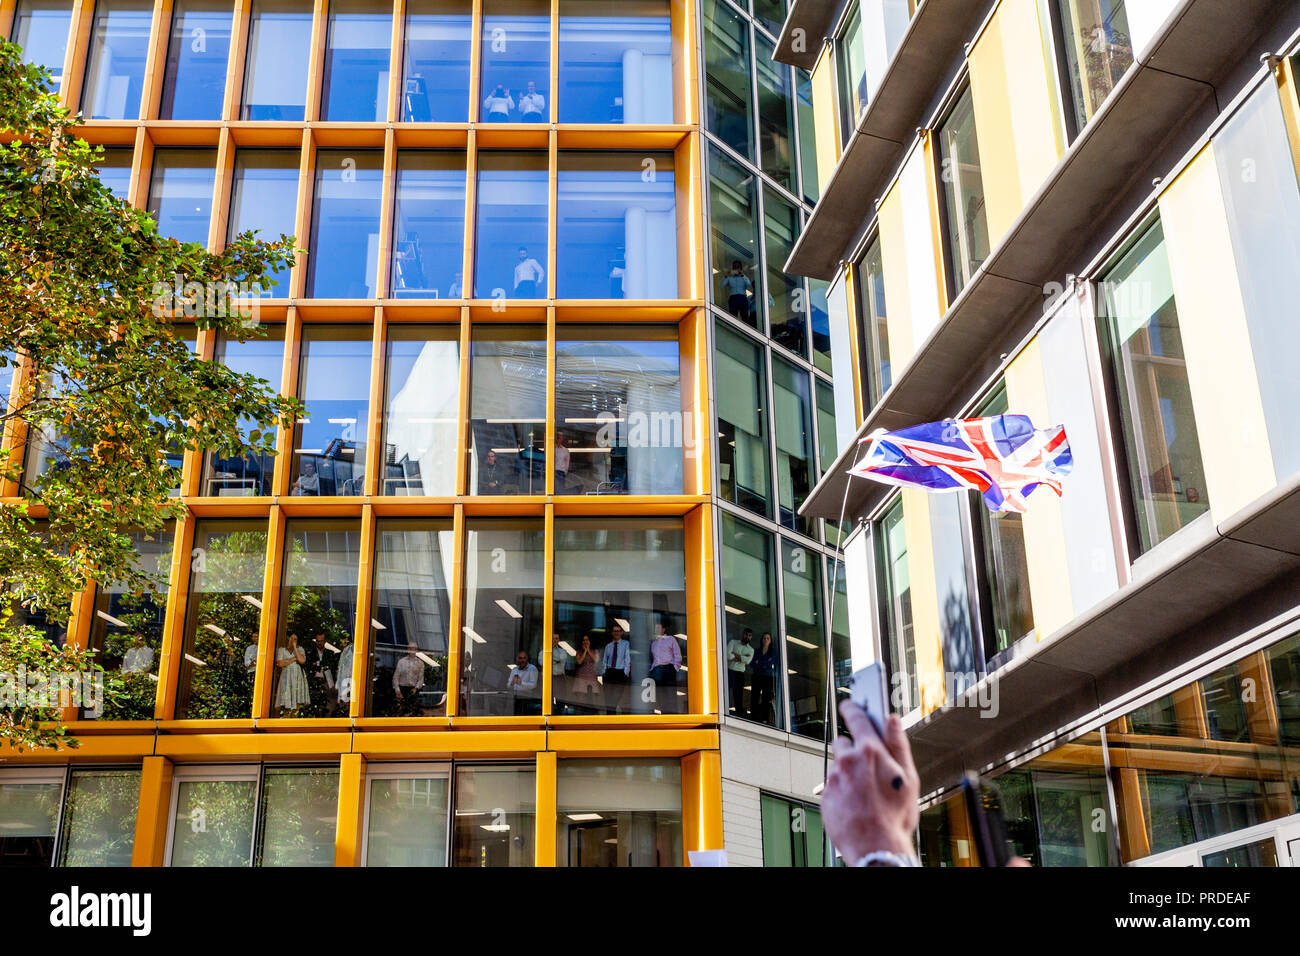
{"left": 486, "top": 418, "right": 545, "bottom": 424}
{"left": 202, "top": 623, "right": 226, "bottom": 637}
{"left": 325, "top": 642, "right": 341, "bottom": 654}
{"left": 724, "top": 605, "right": 745, "bottom": 616}
{"left": 184, "top": 653, "right": 207, "bottom": 667}
{"left": 295, "top": 448, "right": 323, "bottom": 455}
{"left": 614, "top": 618, "right": 631, "bottom": 632}
{"left": 787, "top": 669, "right": 797, "bottom": 676}
{"left": 415, "top": 651, "right": 440, "bottom": 669}
{"left": 148, "top": 673, "right": 159, "bottom": 682}
{"left": 240, "top": 594, "right": 263, "bottom": 609}
{"left": 558, "top": 641, "right": 577, "bottom": 657}
{"left": 785, "top": 635, "right": 817, "bottom": 650}
{"left": 462, "top": 627, "right": 486, "bottom": 645}
{"left": 490, "top": 447, "right": 521, "bottom": 454}
{"left": 674, "top": 634, "right": 688, "bottom": 642}
{"left": 371, "top": 618, "right": 387, "bottom": 631}
{"left": 565, "top": 417, "right": 624, "bottom": 424}
{"left": 407, "top": 417, "right": 456, "bottom": 424}
{"left": 326, "top": 418, "right": 356, "bottom": 425}
{"left": 480, "top": 824, "right": 511, "bottom": 832}
{"left": 95, "top": 610, "right": 127, "bottom": 628}
{"left": 495, "top": 599, "right": 522, "bottom": 619}
{"left": 566, "top": 813, "right": 603, "bottom": 822}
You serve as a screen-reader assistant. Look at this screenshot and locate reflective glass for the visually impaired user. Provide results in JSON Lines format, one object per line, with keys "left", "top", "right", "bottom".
{"left": 480, "top": 0, "right": 550, "bottom": 122}
{"left": 227, "top": 149, "right": 299, "bottom": 298}
{"left": 836, "top": 4, "right": 866, "bottom": 137}
{"left": 459, "top": 518, "right": 545, "bottom": 716}
{"left": 761, "top": 793, "right": 825, "bottom": 866}
{"left": 1055, "top": 0, "right": 1133, "bottom": 135}
{"left": 307, "top": 149, "right": 382, "bottom": 298}
{"left": 816, "top": 377, "right": 836, "bottom": 472}
{"left": 937, "top": 86, "right": 989, "bottom": 296}
{"left": 0, "top": 776, "right": 61, "bottom": 866}
{"left": 554, "top": 326, "right": 683, "bottom": 496}
{"left": 703, "top": 0, "right": 753, "bottom": 159}
{"left": 468, "top": 325, "right": 547, "bottom": 495}
{"left": 452, "top": 765, "right": 535, "bottom": 866}
{"left": 10, "top": 0, "right": 74, "bottom": 88}
{"left": 810, "top": 277, "right": 831, "bottom": 373}
{"left": 321, "top": 0, "right": 391, "bottom": 122}
{"left": 367, "top": 519, "right": 454, "bottom": 717}
{"left": 176, "top": 520, "right": 267, "bottom": 718}
{"left": 258, "top": 767, "right": 339, "bottom": 866}
{"left": 783, "top": 539, "right": 827, "bottom": 740}
{"left": 202, "top": 325, "right": 285, "bottom": 496}
{"left": 708, "top": 146, "right": 761, "bottom": 326}
{"left": 57, "top": 768, "right": 140, "bottom": 866}
{"left": 856, "top": 238, "right": 891, "bottom": 403}
{"left": 365, "top": 770, "right": 450, "bottom": 866}
{"left": 95, "top": 146, "right": 133, "bottom": 200}
{"left": 830, "top": 556, "right": 850, "bottom": 712}
{"left": 752, "top": 0, "right": 786, "bottom": 36}
{"left": 81, "top": 0, "right": 151, "bottom": 120}
{"left": 773, "top": 358, "right": 814, "bottom": 533}
{"left": 402, "top": 0, "right": 472, "bottom": 121}
{"left": 169, "top": 773, "right": 256, "bottom": 866}
{"left": 553, "top": 518, "right": 687, "bottom": 716}
{"left": 159, "top": 0, "right": 232, "bottom": 120}
{"left": 556, "top": 759, "right": 681, "bottom": 867}
{"left": 391, "top": 151, "right": 466, "bottom": 298}
{"left": 765, "top": 187, "right": 805, "bottom": 355}
{"left": 557, "top": 0, "right": 673, "bottom": 124}
{"left": 720, "top": 512, "right": 782, "bottom": 727}
{"left": 796, "top": 72, "right": 819, "bottom": 203}
{"left": 241, "top": 0, "right": 313, "bottom": 121}
{"left": 473, "top": 151, "right": 548, "bottom": 298}
{"left": 146, "top": 149, "right": 216, "bottom": 246}
{"left": 877, "top": 498, "right": 916, "bottom": 713}
{"left": 557, "top": 151, "right": 678, "bottom": 299}
{"left": 755, "top": 33, "right": 794, "bottom": 190}
{"left": 715, "top": 322, "right": 770, "bottom": 517}
{"left": 381, "top": 326, "right": 460, "bottom": 496}
{"left": 291, "top": 326, "right": 372, "bottom": 496}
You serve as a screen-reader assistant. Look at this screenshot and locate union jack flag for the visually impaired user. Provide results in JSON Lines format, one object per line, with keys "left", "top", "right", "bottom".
{"left": 848, "top": 415, "right": 1073, "bottom": 513}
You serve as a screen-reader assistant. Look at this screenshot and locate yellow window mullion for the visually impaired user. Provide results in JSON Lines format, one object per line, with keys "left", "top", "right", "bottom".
{"left": 155, "top": 511, "right": 196, "bottom": 719}
{"left": 535, "top": 749, "right": 556, "bottom": 866}
{"left": 251, "top": 502, "right": 286, "bottom": 719}
{"left": 348, "top": 504, "right": 377, "bottom": 718}
{"left": 140, "top": 0, "right": 175, "bottom": 121}
{"left": 222, "top": 0, "right": 252, "bottom": 121}
{"left": 444, "top": 502, "right": 466, "bottom": 715}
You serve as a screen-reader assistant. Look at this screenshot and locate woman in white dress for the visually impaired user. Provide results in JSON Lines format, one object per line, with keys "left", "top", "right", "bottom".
{"left": 274, "top": 632, "right": 310, "bottom": 714}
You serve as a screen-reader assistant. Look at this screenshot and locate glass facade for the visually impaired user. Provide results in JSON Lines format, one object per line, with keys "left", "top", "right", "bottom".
{"left": 761, "top": 792, "right": 824, "bottom": 866}
{"left": 202, "top": 325, "right": 285, "bottom": 496}
{"left": 474, "top": 151, "right": 548, "bottom": 298}
{"left": 480, "top": 0, "right": 550, "bottom": 122}
{"left": 81, "top": 0, "right": 152, "bottom": 119}
{"left": 11, "top": 0, "right": 74, "bottom": 88}
{"left": 159, "top": 0, "right": 232, "bottom": 120}
{"left": 558, "top": 0, "right": 674, "bottom": 124}
{"left": 227, "top": 150, "right": 299, "bottom": 296}
{"left": 146, "top": 149, "right": 216, "bottom": 246}
{"left": 381, "top": 326, "right": 460, "bottom": 495}
{"left": 320, "top": 0, "right": 391, "bottom": 122}
{"left": 307, "top": 150, "right": 383, "bottom": 298}
{"left": 402, "top": 0, "right": 472, "bottom": 121}
{"left": 937, "top": 85, "right": 989, "bottom": 297}
{"left": 556, "top": 759, "right": 682, "bottom": 866}
{"left": 291, "top": 326, "right": 372, "bottom": 497}
{"left": 391, "top": 151, "right": 467, "bottom": 298}
{"left": 241, "top": 0, "right": 313, "bottom": 120}
{"left": 1053, "top": 0, "right": 1134, "bottom": 136}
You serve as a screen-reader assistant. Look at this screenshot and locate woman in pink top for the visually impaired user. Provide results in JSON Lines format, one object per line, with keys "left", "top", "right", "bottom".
{"left": 571, "top": 633, "right": 602, "bottom": 711}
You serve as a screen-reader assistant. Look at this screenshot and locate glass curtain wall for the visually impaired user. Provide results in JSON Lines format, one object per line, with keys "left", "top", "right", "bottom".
{"left": 10, "top": 0, "right": 74, "bottom": 88}
{"left": 402, "top": 0, "right": 472, "bottom": 121}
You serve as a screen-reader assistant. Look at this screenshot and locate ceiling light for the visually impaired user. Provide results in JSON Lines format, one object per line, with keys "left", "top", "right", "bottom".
{"left": 785, "top": 635, "right": 817, "bottom": 649}
{"left": 95, "top": 610, "right": 127, "bottom": 627}
{"left": 558, "top": 641, "right": 577, "bottom": 656}
{"left": 463, "top": 627, "right": 486, "bottom": 645}
{"left": 614, "top": 618, "right": 630, "bottom": 632}
{"left": 724, "top": 605, "right": 745, "bottom": 616}
{"left": 240, "top": 594, "right": 263, "bottom": 609}
{"left": 495, "top": 599, "right": 522, "bottom": 619}
{"left": 566, "top": 813, "right": 602, "bottom": 822}
{"left": 184, "top": 653, "right": 207, "bottom": 667}
{"left": 325, "top": 642, "right": 341, "bottom": 654}
{"left": 202, "top": 623, "right": 226, "bottom": 637}
{"left": 371, "top": 618, "right": 387, "bottom": 630}
{"left": 416, "top": 651, "right": 440, "bottom": 669}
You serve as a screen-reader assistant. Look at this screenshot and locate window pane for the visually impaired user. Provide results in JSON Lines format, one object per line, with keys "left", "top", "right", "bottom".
{"left": 480, "top": 0, "right": 550, "bottom": 122}
{"left": 84, "top": 528, "right": 173, "bottom": 719}
{"left": 391, "top": 150, "right": 466, "bottom": 298}
{"left": 382, "top": 326, "right": 460, "bottom": 496}
{"left": 321, "top": 0, "right": 391, "bottom": 122}
{"left": 459, "top": 518, "right": 545, "bottom": 716}
{"left": 228, "top": 149, "right": 299, "bottom": 298}
{"left": 468, "top": 325, "right": 547, "bottom": 494}
{"left": 242, "top": 0, "right": 313, "bottom": 120}
{"left": 557, "top": 0, "right": 673, "bottom": 124}
{"left": 553, "top": 517, "right": 687, "bottom": 716}
{"left": 938, "top": 87, "right": 989, "bottom": 296}
{"left": 556, "top": 150, "right": 678, "bottom": 299}
{"left": 715, "top": 322, "right": 770, "bottom": 517}
{"left": 202, "top": 325, "right": 285, "bottom": 496}
{"left": 170, "top": 775, "right": 257, "bottom": 865}
{"left": 452, "top": 765, "right": 535, "bottom": 866}
{"left": 836, "top": 5, "right": 866, "bottom": 137}
{"left": 291, "top": 326, "right": 371, "bottom": 496}
{"left": 877, "top": 498, "right": 916, "bottom": 713}
{"left": 58, "top": 769, "right": 139, "bottom": 866}
{"left": 556, "top": 759, "right": 681, "bottom": 867}
{"left": 159, "top": 0, "right": 232, "bottom": 120}
{"left": 10, "top": 0, "right": 74, "bottom": 88}
{"left": 1271, "top": 633, "right": 1300, "bottom": 748}
{"left": 473, "top": 151, "right": 548, "bottom": 298}
{"left": 856, "top": 238, "right": 891, "bottom": 402}
{"left": 796, "top": 72, "right": 819, "bottom": 203}
{"left": 830, "top": 556, "right": 850, "bottom": 712}
{"left": 703, "top": 0, "right": 753, "bottom": 160}
{"left": 258, "top": 767, "right": 339, "bottom": 866}
{"left": 752, "top": 0, "right": 786, "bottom": 36}
{"left": 554, "top": 326, "right": 683, "bottom": 496}
{"left": 783, "top": 540, "right": 827, "bottom": 740}
{"left": 0, "top": 352, "right": 16, "bottom": 418}
{"left": 81, "top": 0, "right": 151, "bottom": 119}
{"left": 307, "top": 149, "right": 382, "bottom": 298}
{"left": 368, "top": 519, "right": 454, "bottom": 717}
{"left": 1056, "top": 0, "right": 1134, "bottom": 133}
{"left": 755, "top": 33, "right": 793, "bottom": 190}
{"left": 147, "top": 149, "right": 216, "bottom": 246}
{"left": 365, "top": 771, "right": 450, "bottom": 866}
{"left": 1100, "top": 219, "right": 1210, "bottom": 552}
{"left": 721, "top": 512, "right": 782, "bottom": 727}
{"left": 761, "top": 793, "right": 825, "bottom": 866}
{"left": 815, "top": 378, "right": 836, "bottom": 474}
{"left": 810, "top": 277, "right": 831, "bottom": 372}
{"left": 177, "top": 521, "right": 267, "bottom": 718}
{"left": 95, "top": 146, "right": 134, "bottom": 200}
{"left": 0, "top": 777, "right": 61, "bottom": 866}
{"left": 708, "top": 146, "right": 762, "bottom": 326}
{"left": 765, "top": 187, "right": 805, "bottom": 355}
{"left": 773, "top": 357, "right": 814, "bottom": 533}
{"left": 402, "top": 0, "right": 471, "bottom": 121}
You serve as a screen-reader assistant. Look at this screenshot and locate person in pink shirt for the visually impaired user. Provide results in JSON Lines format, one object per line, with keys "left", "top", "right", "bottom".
{"left": 649, "top": 619, "right": 683, "bottom": 700}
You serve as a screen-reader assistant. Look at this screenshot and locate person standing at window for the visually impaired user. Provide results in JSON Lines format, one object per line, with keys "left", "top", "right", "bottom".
{"left": 725, "top": 627, "right": 754, "bottom": 716}
{"left": 572, "top": 633, "right": 601, "bottom": 713}
{"left": 274, "top": 632, "right": 310, "bottom": 715}
{"left": 513, "top": 246, "right": 545, "bottom": 297}
{"left": 478, "top": 449, "right": 508, "bottom": 494}
{"left": 507, "top": 648, "right": 540, "bottom": 715}
{"left": 393, "top": 642, "right": 426, "bottom": 715}
{"left": 749, "top": 631, "right": 777, "bottom": 725}
{"left": 649, "top": 620, "right": 682, "bottom": 694}
{"left": 292, "top": 459, "right": 320, "bottom": 495}
{"left": 601, "top": 623, "right": 632, "bottom": 713}
{"left": 518, "top": 80, "right": 545, "bottom": 122}
{"left": 483, "top": 84, "right": 514, "bottom": 121}
{"left": 554, "top": 431, "right": 571, "bottom": 492}
{"left": 722, "top": 261, "right": 753, "bottom": 322}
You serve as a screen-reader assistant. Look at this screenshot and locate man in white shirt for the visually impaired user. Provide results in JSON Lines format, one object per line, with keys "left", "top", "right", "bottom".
{"left": 518, "top": 80, "right": 545, "bottom": 121}
{"left": 725, "top": 627, "right": 754, "bottom": 716}
{"left": 601, "top": 623, "right": 632, "bottom": 714}
{"left": 121, "top": 636, "right": 154, "bottom": 674}
{"left": 507, "top": 648, "right": 540, "bottom": 715}
{"left": 393, "top": 642, "right": 426, "bottom": 714}
{"left": 513, "top": 246, "right": 544, "bottom": 297}
{"left": 483, "top": 84, "right": 514, "bottom": 121}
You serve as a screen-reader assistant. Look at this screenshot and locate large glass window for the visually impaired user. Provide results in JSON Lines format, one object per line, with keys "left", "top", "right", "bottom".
{"left": 836, "top": 4, "right": 866, "bottom": 139}
{"left": 702, "top": 0, "right": 753, "bottom": 160}
{"left": 146, "top": 149, "right": 216, "bottom": 247}
{"left": 321, "top": 0, "right": 391, "bottom": 122}
{"left": 381, "top": 326, "right": 460, "bottom": 496}
{"left": 810, "top": 277, "right": 832, "bottom": 373}
{"left": 364, "top": 767, "right": 450, "bottom": 866}
{"left": 765, "top": 187, "right": 805, "bottom": 355}
{"left": 391, "top": 151, "right": 466, "bottom": 298}
{"left": 176, "top": 520, "right": 267, "bottom": 718}
{"left": 554, "top": 326, "right": 683, "bottom": 496}
{"left": 202, "top": 325, "right": 285, "bottom": 496}
{"left": 1054, "top": 0, "right": 1134, "bottom": 136}
{"left": 241, "top": 0, "right": 313, "bottom": 121}
{"left": 1100, "top": 219, "right": 1210, "bottom": 553}
{"left": 467, "top": 325, "right": 547, "bottom": 495}
{"left": 816, "top": 379, "right": 837, "bottom": 477}
{"left": 257, "top": 767, "right": 339, "bottom": 865}
{"left": 10, "top": 0, "right": 74, "bottom": 88}
{"left": 877, "top": 498, "right": 916, "bottom": 714}
{"left": 83, "top": 528, "right": 173, "bottom": 719}
{"left": 227, "top": 150, "right": 299, "bottom": 298}
{"left": 272, "top": 520, "right": 361, "bottom": 718}
{"left": 755, "top": 33, "right": 794, "bottom": 191}
{"left": 856, "top": 238, "right": 891, "bottom": 404}
{"left": 783, "top": 539, "right": 827, "bottom": 741}
{"left": 795, "top": 72, "right": 820, "bottom": 204}
{"left": 556, "top": 759, "right": 681, "bottom": 867}
{"left": 773, "top": 358, "right": 814, "bottom": 534}
{"left": 459, "top": 518, "right": 545, "bottom": 716}
{"left": 159, "top": 0, "right": 232, "bottom": 120}
{"left": 752, "top": 0, "right": 786, "bottom": 37}
{"left": 479, "top": 0, "right": 550, "bottom": 122}
{"left": 307, "top": 149, "right": 382, "bottom": 298}
{"left": 937, "top": 86, "right": 989, "bottom": 297}
{"left": 558, "top": 0, "right": 672, "bottom": 124}
{"left": 57, "top": 769, "right": 140, "bottom": 866}
{"left": 452, "top": 764, "right": 535, "bottom": 866}
{"left": 708, "top": 146, "right": 762, "bottom": 326}
{"left": 557, "top": 151, "right": 678, "bottom": 299}
{"left": 553, "top": 518, "right": 687, "bottom": 716}
{"left": 169, "top": 769, "right": 257, "bottom": 865}
{"left": 0, "top": 772, "right": 62, "bottom": 866}
{"left": 81, "top": 0, "right": 151, "bottom": 119}
{"left": 291, "top": 325, "right": 372, "bottom": 497}
{"left": 368, "top": 519, "right": 453, "bottom": 717}
{"left": 473, "top": 151, "right": 548, "bottom": 298}
{"left": 761, "top": 792, "right": 825, "bottom": 866}
{"left": 715, "top": 323, "right": 771, "bottom": 517}
{"left": 720, "top": 512, "right": 782, "bottom": 727}
{"left": 95, "top": 147, "right": 134, "bottom": 200}
{"left": 402, "top": 0, "right": 472, "bottom": 121}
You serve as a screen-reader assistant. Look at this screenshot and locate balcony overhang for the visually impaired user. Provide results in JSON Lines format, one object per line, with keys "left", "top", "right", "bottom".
{"left": 908, "top": 473, "right": 1300, "bottom": 796}
{"left": 774, "top": 0, "right": 842, "bottom": 72}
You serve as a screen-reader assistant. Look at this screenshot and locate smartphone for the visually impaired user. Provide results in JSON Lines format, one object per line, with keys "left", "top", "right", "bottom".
{"left": 962, "top": 772, "right": 1013, "bottom": 867}
{"left": 847, "top": 662, "right": 888, "bottom": 739}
